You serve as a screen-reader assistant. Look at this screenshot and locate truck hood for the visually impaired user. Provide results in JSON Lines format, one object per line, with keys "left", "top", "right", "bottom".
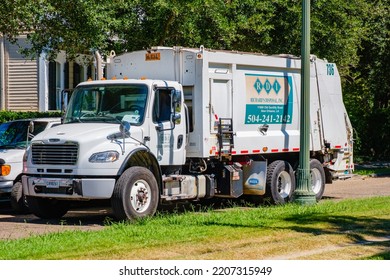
{"left": 32, "top": 123, "right": 143, "bottom": 144}
{"left": 0, "top": 149, "right": 25, "bottom": 164}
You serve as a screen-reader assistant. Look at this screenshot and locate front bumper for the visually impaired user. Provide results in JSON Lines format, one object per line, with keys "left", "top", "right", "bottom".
{"left": 22, "top": 175, "right": 116, "bottom": 199}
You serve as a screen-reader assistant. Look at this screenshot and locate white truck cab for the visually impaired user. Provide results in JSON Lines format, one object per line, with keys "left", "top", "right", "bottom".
{"left": 0, "top": 118, "right": 61, "bottom": 212}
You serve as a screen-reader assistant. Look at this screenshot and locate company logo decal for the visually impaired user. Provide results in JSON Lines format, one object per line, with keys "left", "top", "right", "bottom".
{"left": 245, "top": 74, "right": 293, "bottom": 124}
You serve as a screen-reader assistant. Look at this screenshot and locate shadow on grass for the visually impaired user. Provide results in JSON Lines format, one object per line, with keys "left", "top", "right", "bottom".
{"left": 284, "top": 214, "right": 390, "bottom": 238}
{"left": 282, "top": 213, "right": 390, "bottom": 259}
{"left": 181, "top": 199, "right": 390, "bottom": 259}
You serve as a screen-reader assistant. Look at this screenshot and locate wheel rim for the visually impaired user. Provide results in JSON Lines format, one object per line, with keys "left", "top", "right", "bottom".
{"left": 277, "top": 171, "right": 292, "bottom": 198}
{"left": 130, "top": 179, "right": 151, "bottom": 213}
{"left": 311, "top": 168, "right": 322, "bottom": 194}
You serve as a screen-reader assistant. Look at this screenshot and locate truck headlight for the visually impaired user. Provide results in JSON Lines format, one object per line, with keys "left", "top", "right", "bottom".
{"left": 89, "top": 151, "right": 119, "bottom": 163}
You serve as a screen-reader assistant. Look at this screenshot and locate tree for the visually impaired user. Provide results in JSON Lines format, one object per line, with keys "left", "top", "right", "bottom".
{"left": 344, "top": 0, "right": 390, "bottom": 160}
{"left": 0, "top": 0, "right": 388, "bottom": 159}
{"left": 0, "top": 0, "right": 369, "bottom": 65}
{"left": 0, "top": 0, "right": 115, "bottom": 59}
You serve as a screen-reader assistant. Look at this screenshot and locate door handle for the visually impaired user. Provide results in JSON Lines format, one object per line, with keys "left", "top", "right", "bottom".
{"left": 177, "top": 134, "right": 183, "bottom": 149}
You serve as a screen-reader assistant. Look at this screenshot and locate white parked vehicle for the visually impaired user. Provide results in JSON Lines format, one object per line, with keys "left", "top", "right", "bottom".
{"left": 22, "top": 46, "right": 353, "bottom": 220}
{"left": 0, "top": 118, "right": 61, "bottom": 212}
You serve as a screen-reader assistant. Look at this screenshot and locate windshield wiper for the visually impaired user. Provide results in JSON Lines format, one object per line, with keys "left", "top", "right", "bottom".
{"left": 67, "top": 114, "right": 120, "bottom": 124}
{"left": 65, "top": 117, "right": 82, "bottom": 123}
{"left": 101, "top": 115, "right": 122, "bottom": 124}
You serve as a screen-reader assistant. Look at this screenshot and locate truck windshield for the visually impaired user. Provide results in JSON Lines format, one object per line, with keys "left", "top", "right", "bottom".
{"left": 64, "top": 84, "right": 148, "bottom": 125}
{"left": 0, "top": 121, "right": 47, "bottom": 149}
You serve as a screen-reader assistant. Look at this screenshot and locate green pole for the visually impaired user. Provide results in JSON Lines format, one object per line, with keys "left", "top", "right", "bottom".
{"left": 293, "top": 0, "right": 316, "bottom": 204}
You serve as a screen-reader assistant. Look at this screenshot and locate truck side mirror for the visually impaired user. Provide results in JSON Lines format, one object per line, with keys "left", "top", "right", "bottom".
{"left": 119, "top": 121, "right": 131, "bottom": 135}
{"left": 26, "top": 121, "right": 35, "bottom": 148}
{"left": 171, "top": 89, "right": 182, "bottom": 125}
{"left": 28, "top": 121, "right": 34, "bottom": 134}
{"left": 60, "top": 89, "right": 73, "bottom": 124}
{"left": 119, "top": 121, "right": 131, "bottom": 155}
{"left": 171, "top": 89, "right": 182, "bottom": 104}
{"left": 172, "top": 113, "right": 181, "bottom": 122}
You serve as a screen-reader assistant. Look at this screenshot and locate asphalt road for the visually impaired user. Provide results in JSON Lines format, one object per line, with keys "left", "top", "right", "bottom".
{"left": 0, "top": 175, "right": 389, "bottom": 240}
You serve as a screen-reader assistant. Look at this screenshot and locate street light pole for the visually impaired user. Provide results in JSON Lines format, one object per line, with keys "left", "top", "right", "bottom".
{"left": 293, "top": 0, "right": 317, "bottom": 205}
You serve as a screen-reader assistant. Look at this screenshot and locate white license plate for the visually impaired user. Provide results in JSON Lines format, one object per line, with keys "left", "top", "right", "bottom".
{"left": 46, "top": 180, "right": 60, "bottom": 188}
{"left": 33, "top": 178, "right": 60, "bottom": 188}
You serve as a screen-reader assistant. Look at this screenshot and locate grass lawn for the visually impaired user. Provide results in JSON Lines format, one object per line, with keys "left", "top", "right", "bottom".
{"left": 0, "top": 196, "right": 389, "bottom": 260}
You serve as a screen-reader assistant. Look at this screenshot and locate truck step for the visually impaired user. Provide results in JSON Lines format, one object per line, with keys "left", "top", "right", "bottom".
{"left": 217, "top": 118, "right": 234, "bottom": 160}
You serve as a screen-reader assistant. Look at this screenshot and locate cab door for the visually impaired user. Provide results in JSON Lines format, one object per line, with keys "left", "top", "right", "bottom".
{"left": 148, "top": 86, "right": 186, "bottom": 166}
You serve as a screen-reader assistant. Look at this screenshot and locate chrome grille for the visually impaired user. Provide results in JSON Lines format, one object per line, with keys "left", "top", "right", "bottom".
{"left": 31, "top": 142, "right": 79, "bottom": 165}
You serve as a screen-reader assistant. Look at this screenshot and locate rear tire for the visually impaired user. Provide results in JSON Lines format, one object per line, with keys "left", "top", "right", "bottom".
{"left": 310, "top": 159, "right": 326, "bottom": 201}
{"left": 10, "top": 181, "right": 29, "bottom": 214}
{"left": 111, "top": 166, "right": 159, "bottom": 221}
{"left": 26, "top": 196, "right": 69, "bottom": 219}
{"left": 265, "top": 160, "right": 295, "bottom": 204}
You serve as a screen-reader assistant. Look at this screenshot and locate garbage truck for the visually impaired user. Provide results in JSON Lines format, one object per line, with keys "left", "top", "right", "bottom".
{"left": 22, "top": 46, "right": 353, "bottom": 220}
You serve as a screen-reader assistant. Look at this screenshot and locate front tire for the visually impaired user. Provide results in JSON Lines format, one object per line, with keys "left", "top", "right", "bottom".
{"left": 10, "top": 181, "right": 29, "bottom": 213}
{"left": 111, "top": 166, "right": 159, "bottom": 221}
{"left": 265, "top": 160, "right": 296, "bottom": 204}
{"left": 310, "top": 159, "right": 326, "bottom": 201}
{"left": 26, "top": 197, "right": 70, "bottom": 219}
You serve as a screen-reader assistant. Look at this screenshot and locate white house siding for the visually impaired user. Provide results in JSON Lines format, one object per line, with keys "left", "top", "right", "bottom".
{"left": 5, "top": 38, "right": 39, "bottom": 111}
{"left": 0, "top": 38, "right": 4, "bottom": 109}
{"left": 0, "top": 36, "right": 97, "bottom": 112}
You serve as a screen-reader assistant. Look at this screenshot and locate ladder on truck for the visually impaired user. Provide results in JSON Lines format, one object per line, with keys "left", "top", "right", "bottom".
{"left": 217, "top": 118, "right": 235, "bottom": 160}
